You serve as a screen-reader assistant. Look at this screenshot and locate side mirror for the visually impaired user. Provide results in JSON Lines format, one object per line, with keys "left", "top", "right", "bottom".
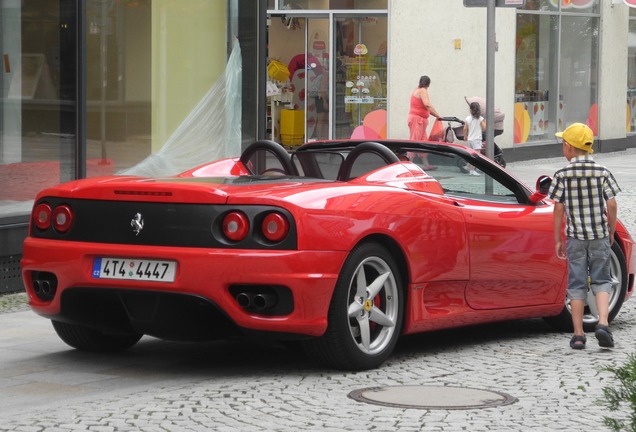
{"left": 537, "top": 175, "right": 552, "bottom": 194}
{"left": 529, "top": 175, "right": 552, "bottom": 204}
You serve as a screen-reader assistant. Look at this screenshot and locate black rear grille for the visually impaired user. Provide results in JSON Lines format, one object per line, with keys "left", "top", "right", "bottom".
{"left": 30, "top": 198, "right": 297, "bottom": 250}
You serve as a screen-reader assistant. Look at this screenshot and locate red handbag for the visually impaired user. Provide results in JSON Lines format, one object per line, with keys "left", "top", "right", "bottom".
{"left": 429, "top": 118, "right": 444, "bottom": 141}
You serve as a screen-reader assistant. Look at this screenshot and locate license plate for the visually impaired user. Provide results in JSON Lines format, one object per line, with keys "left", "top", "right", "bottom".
{"left": 92, "top": 258, "right": 177, "bottom": 282}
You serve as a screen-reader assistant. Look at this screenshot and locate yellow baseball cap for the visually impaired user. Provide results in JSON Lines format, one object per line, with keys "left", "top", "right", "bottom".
{"left": 555, "top": 123, "right": 594, "bottom": 154}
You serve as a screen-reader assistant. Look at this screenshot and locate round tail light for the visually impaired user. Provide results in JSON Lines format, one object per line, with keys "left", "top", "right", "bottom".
{"left": 52, "top": 205, "right": 74, "bottom": 233}
{"left": 261, "top": 212, "right": 289, "bottom": 243}
{"left": 33, "top": 203, "right": 52, "bottom": 230}
{"left": 222, "top": 211, "right": 249, "bottom": 242}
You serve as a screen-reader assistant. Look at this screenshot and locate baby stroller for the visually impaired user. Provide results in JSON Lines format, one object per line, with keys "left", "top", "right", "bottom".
{"left": 450, "top": 120, "right": 506, "bottom": 169}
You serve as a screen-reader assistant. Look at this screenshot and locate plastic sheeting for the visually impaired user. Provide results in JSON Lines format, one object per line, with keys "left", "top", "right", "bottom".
{"left": 119, "top": 40, "right": 242, "bottom": 177}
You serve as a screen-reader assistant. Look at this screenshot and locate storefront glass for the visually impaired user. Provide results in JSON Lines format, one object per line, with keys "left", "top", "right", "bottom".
{"left": 0, "top": 0, "right": 74, "bottom": 218}
{"left": 267, "top": 12, "right": 387, "bottom": 144}
{"left": 522, "top": 0, "right": 558, "bottom": 12}
{"left": 0, "top": 0, "right": 230, "bottom": 219}
{"left": 335, "top": 15, "right": 387, "bottom": 140}
{"left": 86, "top": 0, "right": 151, "bottom": 178}
{"left": 559, "top": 15, "right": 599, "bottom": 132}
{"left": 514, "top": 7, "right": 599, "bottom": 145}
{"left": 269, "top": 0, "right": 387, "bottom": 10}
{"left": 558, "top": 0, "right": 598, "bottom": 14}
{"left": 522, "top": 0, "right": 598, "bottom": 13}
{"left": 515, "top": 14, "right": 558, "bottom": 142}
{"left": 86, "top": 0, "right": 227, "bottom": 177}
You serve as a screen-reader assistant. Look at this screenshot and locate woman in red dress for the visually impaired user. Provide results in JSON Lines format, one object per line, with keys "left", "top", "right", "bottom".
{"left": 407, "top": 75, "right": 441, "bottom": 169}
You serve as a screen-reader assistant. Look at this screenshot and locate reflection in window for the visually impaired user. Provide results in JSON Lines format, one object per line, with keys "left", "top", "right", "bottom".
{"left": 275, "top": 0, "right": 387, "bottom": 10}
{"left": 86, "top": 1, "right": 229, "bottom": 178}
{"left": 86, "top": 0, "right": 152, "bottom": 178}
{"left": 515, "top": 14, "right": 558, "bottom": 142}
{"left": 559, "top": 15, "right": 598, "bottom": 134}
{"left": 521, "top": 0, "right": 598, "bottom": 13}
{"left": 0, "top": 0, "right": 71, "bottom": 217}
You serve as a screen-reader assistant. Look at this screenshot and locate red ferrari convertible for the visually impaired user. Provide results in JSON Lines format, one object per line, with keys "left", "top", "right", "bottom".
{"left": 21, "top": 139, "right": 635, "bottom": 370}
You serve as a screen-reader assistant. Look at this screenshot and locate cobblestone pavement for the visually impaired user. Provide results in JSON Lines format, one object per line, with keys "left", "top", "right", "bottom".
{"left": 1, "top": 150, "right": 635, "bottom": 432}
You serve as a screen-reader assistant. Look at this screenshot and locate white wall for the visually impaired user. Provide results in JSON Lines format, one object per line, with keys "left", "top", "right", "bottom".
{"left": 388, "top": 0, "right": 517, "bottom": 148}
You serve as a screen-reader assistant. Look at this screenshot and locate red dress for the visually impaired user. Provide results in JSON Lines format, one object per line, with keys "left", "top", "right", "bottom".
{"left": 408, "top": 93, "right": 430, "bottom": 140}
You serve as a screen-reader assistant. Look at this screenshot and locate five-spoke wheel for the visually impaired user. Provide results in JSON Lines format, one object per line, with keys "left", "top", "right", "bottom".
{"left": 303, "top": 242, "right": 403, "bottom": 370}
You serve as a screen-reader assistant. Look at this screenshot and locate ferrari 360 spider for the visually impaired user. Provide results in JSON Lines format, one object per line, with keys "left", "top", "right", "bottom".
{"left": 21, "top": 139, "right": 635, "bottom": 370}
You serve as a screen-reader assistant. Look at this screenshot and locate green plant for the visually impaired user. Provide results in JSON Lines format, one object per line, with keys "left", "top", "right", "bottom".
{"left": 601, "top": 354, "right": 636, "bottom": 432}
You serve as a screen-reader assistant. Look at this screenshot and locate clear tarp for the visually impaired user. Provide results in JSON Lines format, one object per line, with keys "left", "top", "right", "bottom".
{"left": 119, "top": 40, "right": 242, "bottom": 177}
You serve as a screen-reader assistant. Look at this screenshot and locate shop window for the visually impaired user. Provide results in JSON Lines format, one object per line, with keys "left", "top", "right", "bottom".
{"left": 521, "top": 0, "right": 598, "bottom": 13}
{"left": 0, "top": 0, "right": 74, "bottom": 216}
{"left": 267, "top": 13, "right": 387, "bottom": 143}
{"left": 558, "top": 0, "right": 599, "bottom": 14}
{"left": 515, "top": 14, "right": 558, "bottom": 143}
{"left": 86, "top": 1, "right": 231, "bottom": 178}
{"left": 514, "top": 9, "right": 599, "bottom": 145}
{"left": 273, "top": 0, "right": 387, "bottom": 11}
{"left": 559, "top": 15, "right": 599, "bottom": 134}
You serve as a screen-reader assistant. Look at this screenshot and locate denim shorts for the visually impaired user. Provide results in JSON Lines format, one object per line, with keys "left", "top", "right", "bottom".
{"left": 566, "top": 237, "right": 612, "bottom": 301}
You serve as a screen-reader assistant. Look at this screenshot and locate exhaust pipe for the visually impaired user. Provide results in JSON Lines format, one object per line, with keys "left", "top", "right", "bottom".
{"left": 236, "top": 292, "right": 252, "bottom": 308}
{"left": 253, "top": 293, "right": 277, "bottom": 310}
{"left": 40, "top": 280, "right": 51, "bottom": 295}
{"left": 30, "top": 271, "right": 57, "bottom": 301}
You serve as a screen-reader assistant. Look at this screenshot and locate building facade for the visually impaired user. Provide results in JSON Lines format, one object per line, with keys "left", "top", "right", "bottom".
{"left": 1, "top": 0, "right": 634, "bottom": 292}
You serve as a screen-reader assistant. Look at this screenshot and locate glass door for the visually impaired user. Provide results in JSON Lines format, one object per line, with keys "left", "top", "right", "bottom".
{"left": 334, "top": 15, "right": 387, "bottom": 140}
{"left": 268, "top": 14, "right": 330, "bottom": 145}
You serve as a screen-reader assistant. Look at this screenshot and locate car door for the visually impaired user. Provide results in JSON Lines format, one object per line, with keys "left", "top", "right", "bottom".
{"left": 437, "top": 163, "right": 566, "bottom": 310}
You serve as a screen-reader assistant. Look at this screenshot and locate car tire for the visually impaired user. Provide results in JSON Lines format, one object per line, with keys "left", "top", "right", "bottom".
{"left": 544, "top": 241, "right": 628, "bottom": 332}
{"left": 52, "top": 320, "right": 142, "bottom": 352}
{"left": 302, "top": 242, "right": 404, "bottom": 370}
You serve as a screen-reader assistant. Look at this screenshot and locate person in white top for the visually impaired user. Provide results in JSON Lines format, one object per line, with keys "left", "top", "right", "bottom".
{"left": 463, "top": 102, "right": 486, "bottom": 176}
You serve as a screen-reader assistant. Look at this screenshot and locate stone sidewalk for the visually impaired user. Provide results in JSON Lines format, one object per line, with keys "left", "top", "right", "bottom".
{"left": 1, "top": 303, "right": 634, "bottom": 431}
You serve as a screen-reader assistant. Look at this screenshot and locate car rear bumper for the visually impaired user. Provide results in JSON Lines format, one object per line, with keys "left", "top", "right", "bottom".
{"left": 21, "top": 238, "right": 347, "bottom": 338}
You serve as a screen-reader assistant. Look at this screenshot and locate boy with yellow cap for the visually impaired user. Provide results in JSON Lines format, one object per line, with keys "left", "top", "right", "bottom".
{"left": 548, "top": 123, "right": 621, "bottom": 350}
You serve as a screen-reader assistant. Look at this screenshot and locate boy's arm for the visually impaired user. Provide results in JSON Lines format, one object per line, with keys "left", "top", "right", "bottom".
{"left": 553, "top": 202, "right": 566, "bottom": 259}
{"left": 607, "top": 197, "right": 617, "bottom": 246}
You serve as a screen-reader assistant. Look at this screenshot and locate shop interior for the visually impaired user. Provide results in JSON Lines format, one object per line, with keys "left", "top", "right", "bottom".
{"left": 266, "top": 12, "right": 387, "bottom": 148}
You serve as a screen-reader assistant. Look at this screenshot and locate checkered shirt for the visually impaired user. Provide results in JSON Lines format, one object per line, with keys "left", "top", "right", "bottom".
{"left": 548, "top": 155, "right": 621, "bottom": 240}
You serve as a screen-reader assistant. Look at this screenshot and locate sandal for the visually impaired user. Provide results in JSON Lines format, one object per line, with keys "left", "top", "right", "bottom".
{"left": 595, "top": 324, "right": 615, "bottom": 348}
{"left": 570, "top": 335, "right": 586, "bottom": 350}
